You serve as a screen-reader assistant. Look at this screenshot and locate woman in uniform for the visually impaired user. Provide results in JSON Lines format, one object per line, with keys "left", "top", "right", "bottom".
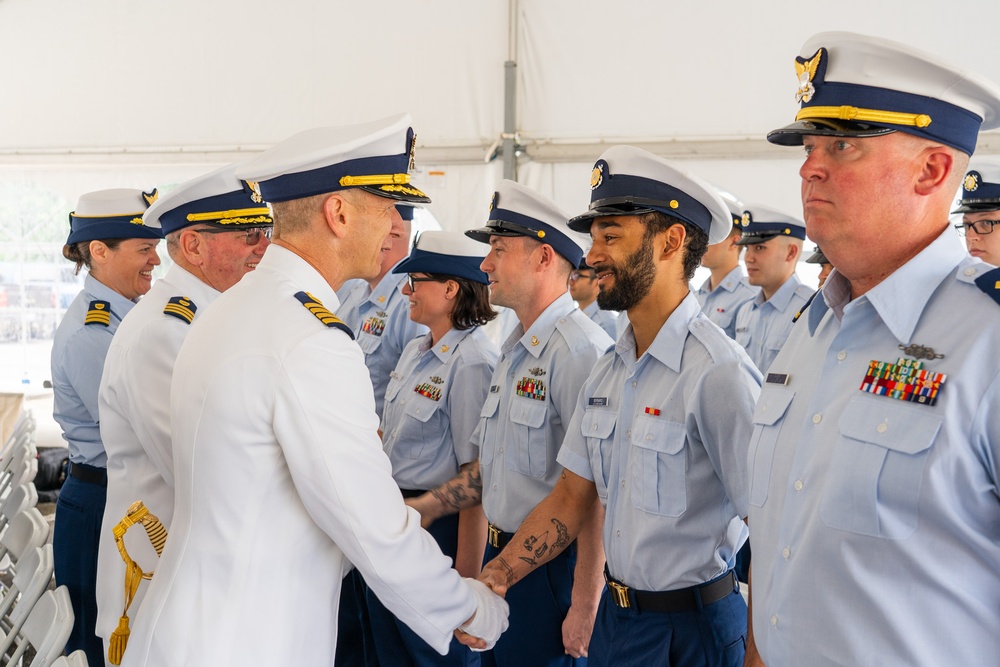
{"left": 51, "top": 188, "right": 162, "bottom": 667}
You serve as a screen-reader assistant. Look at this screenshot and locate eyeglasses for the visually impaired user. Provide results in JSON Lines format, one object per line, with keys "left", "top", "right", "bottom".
{"left": 570, "top": 271, "right": 596, "bottom": 282}
{"left": 954, "top": 220, "right": 999, "bottom": 237}
{"left": 405, "top": 274, "right": 446, "bottom": 291}
{"left": 194, "top": 226, "right": 272, "bottom": 245}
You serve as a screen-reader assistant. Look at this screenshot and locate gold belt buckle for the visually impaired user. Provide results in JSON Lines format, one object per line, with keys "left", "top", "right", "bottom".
{"left": 487, "top": 523, "right": 501, "bottom": 548}
{"left": 607, "top": 579, "right": 631, "bottom": 609}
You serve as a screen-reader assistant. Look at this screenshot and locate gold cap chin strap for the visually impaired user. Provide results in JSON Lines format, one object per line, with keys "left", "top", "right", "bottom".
{"left": 796, "top": 105, "right": 932, "bottom": 128}
{"left": 107, "top": 500, "right": 168, "bottom": 666}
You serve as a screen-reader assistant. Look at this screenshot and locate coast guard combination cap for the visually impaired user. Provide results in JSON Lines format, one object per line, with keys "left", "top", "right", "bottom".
{"left": 143, "top": 162, "right": 274, "bottom": 235}
{"left": 236, "top": 113, "right": 431, "bottom": 204}
{"left": 67, "top": 188, "right": 163, "bottom": 245}
{"left": 568, "top": 145, "right": 733, "bottom": 245}
{"left": 805, "top": 245, "right": 829, "bottom": 264}
{"left": 953, "top": 161, "right": 1000, "bottom": 213}
{"left": 718, "top": 189, "right": 745, "bottom": 229}
{"left": 466, "top": 180, "right": 587, "bottom": 268}
{"left": 767, "top": 31, "right": 1000, "bottom": 156}
{"left": 393, "top": 231, "right": 489, "bottom": 284}
{"left": 735, "top": 204, "right": 806, "bottom": 246}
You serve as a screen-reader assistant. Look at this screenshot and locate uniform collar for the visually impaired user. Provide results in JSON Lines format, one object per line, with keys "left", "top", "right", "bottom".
{"left": 164, "top": 263, "right": 222, "bottom": 304}
{"left": 259, "top": 244, "right": 340, "bottom": 310}
{"left": 616, "top": 291, "right": 700, "bottom": 373}
{"left": 505, "top": 291, "right": 576, "bottom": 358}
{"left": 754, "top": 272, "right": 802, "bottom": 311}
{"left": 84, "top": 273, "right": 139, "bottom": 315}
{"left": 422, "top": 326, "right": 473, "bottom": 362}
{"left": 582, "top": 300, "right": 600, "bottom": 318}
{"left": 366, "top": 260, "right": 407, "bottom": 308}
{"left": 702, "top": 266, "right": 746, "bottom": 294}
{"left": 829, "top": 228, "right": 965, "bottom": 344}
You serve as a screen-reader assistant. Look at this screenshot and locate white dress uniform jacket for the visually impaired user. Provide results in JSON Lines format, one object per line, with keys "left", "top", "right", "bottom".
{"left": 95, "top": 264, "right": 220, "bottom": 647}
{"left": 120, "top": 245, "right": 476, "bottom": 666}
{"left": 749, "top": 231, "right": 1000, "bottom": 665}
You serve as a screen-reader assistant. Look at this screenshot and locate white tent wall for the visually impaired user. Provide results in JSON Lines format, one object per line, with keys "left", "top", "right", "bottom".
{"left": 2, "top": 0, "right": 999, "bottom": 233}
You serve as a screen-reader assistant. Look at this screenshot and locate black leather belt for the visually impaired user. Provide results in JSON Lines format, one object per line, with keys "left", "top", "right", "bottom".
{"left": 487, "top": 523, "right": 513, "bottom": 549}
{"left": 68, "top": 462, "right": 107, "bottom": 487}
{"left": 604, "top": 568, "right": 738, "bottom": 613}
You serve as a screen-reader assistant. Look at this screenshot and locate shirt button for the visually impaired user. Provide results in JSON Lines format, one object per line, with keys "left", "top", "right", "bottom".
{"left": 415, "top": 408, "right": 421, "bottom": 415}
{"left": 771, "top": 615, "right": 779, "bottom": 626}
{"left": 499, "top": 448, "right": 504, "bottom": 454}
{"left": 794, "top": 480, "right": 804, "bottom": 491}
{"left": 626, "top": 430, "right": 632, "bottom": 438}
{"left": 631, "top": 381, "right": 637, "bottom": 388}
{"left": 836, "top": 350, "right": 847, "bottom": 361}
{"left": 964, "top": 267, "right": 977, "bottom": 276}
{"left": 593, "top": 424, "right": 599, "bottom": 431}
{"left": 492, "top": 485, "right": 497, "bottom": 491}
{"left": 877, "top": 422, "right": 888, "bottom": 434}
{"left": 616, "top": 530, "right": 622, "bottom": 538}
{"left": 621, "top": 479, "right": 625, "bottom": 488}
{"left": 782, "top": 547, "right": 791, "bottom": 559}
{"left": 812, "top": 413, "right": 822, "bottom": 424}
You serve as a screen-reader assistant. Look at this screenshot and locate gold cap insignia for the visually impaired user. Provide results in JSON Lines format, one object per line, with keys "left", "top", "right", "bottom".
{"left": 130, "top": 217, "right": 145, "bottom": 225}
{"left": 409, "top": 132, "right": 417, "bottom": 170}
{"left": 246, "top": 181, "right": 263, "bottom": 204}
{"left": 590, "top": 164, "right": 604, "bottom": 190}
{"left": 741, "top": 212, "right": 751, "bottom": 227}
{"left": 794, "top": 48, "right": 824, "bottom": 104}
{"left": 964, "top": 173, "right": 980, "bottom": 191}
{"left": 142, "top": 189, "right": 159, "bottom": 207}
{"left": 489, "top": 191, "right": 498, "bottom": 212}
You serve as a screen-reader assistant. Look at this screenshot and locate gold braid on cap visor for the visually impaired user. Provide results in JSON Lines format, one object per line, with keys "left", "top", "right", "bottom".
{"left": 339, "top": 173, "right": 411, "bottom": 187}
{"left": 796, "top": 105, "right": 932, "bottom": 128}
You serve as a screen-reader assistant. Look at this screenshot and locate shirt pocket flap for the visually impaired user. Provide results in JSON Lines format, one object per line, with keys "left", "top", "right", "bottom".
{"left": 404, "top": 394, "right": 440, "bottom": 423}
{"left": 751, "top": 386, "right": 796, "bottom": 427}
{"left": 510, "top": 398, "right": 547, "bottom": 428}
{"left": 632, "top": 416, "right": 685, "bottom": 454}
{"left": 838, "top": 396, "right": 941, "bottom": 455}
{"left": 481, "top": 390, "right": 501, "bottom": 418}
{"left": 581, "top": 410, "right": 617, "bottom": 439}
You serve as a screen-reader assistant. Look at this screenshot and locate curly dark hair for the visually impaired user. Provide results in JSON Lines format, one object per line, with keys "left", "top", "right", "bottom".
{"left": 638, "top": 211, "right": 709, "bottom": 282}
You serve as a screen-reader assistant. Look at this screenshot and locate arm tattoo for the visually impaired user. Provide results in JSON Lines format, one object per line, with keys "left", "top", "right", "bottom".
{"left": 431, "top": 482, "right": 468, "bottom": 511}
{"left": 551, "top": 518, "right": 570, "bottom": 550}
{"left": 496, "top": 556, "right": 517, "bottom": 588}
{"left": 466, "top": 466, "right": 483, "bottom": 497}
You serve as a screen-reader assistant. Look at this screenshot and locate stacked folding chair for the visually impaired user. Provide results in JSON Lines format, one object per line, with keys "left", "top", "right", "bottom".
{"left": 1, "top": 586, "right": 74, "bottom": 666}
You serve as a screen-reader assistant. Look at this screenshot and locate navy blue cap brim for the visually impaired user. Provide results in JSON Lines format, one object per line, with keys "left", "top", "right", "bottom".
{"left": 67, "top": 219, "right": 163, "bottom": 245}
{"left": 567, "top": 206, "right": 651, "bottom": 233}
{"left": 465, "top": 224, "right": 529, "bottom": 244}
{"left": 952, "top": 201, "right": 1000, "bottom": 213}
{"left": 735, "top": 232, "right": 790, "bottom": 246}
{"left": 392, "top": 250, "right": 488, "bottom": 284}
{"left": 360, "top": 184, "right": 431, "bottom": 204}
{"left": 767, "top": 119, "right": 897, "bottom": 146}
{"left": 805, "top": 249, "right": 829, "bottom": 264}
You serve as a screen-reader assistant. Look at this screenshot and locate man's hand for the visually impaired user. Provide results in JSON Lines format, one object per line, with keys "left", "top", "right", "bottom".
{"left": 454, "top": 578, "right": 510, "bottom": 651}
{"left": 478, "top": 556, "right": 516, "bottom": 597}
{"left": 561, "top": 601, "right": 597, "bottom": 659}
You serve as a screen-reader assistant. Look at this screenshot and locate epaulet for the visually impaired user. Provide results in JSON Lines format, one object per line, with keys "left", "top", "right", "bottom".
{"left": 974, "top": 267, "right": 1000, "bottom": 306}
{"left": 794, "top": 284, "right": 816, "bottom": 300}
{"left": 163, "top": 296, "right": 197, "bottom": 324}
{"left": 84, "top": 300, "right": 111, "bottom": 326}
{"left": 294, "top": 291, "right": 355, "bottom": 338}
{"left": 792, "top": 290, "right": 819, "bottom": 324}
{"left": 556, "top": 310, "right": 609, "bottom": 352}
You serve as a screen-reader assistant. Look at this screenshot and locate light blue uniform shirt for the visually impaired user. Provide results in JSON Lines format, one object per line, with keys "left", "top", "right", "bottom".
{"left": 51, "top": 273, "right": 137, "bottom": 466}
{"left": 381, "top": 326, "right": 498, "bottom": 491}
{"left": 558, "top": 293, "right": 760, "bottom": 590}
{"left": 582, "top": 300, "right": 619, "bottom": 340}
{"left": 734, "top": 273, "right": 812, "bottom": 372}
{"left": 336, "top": 265, "right": 428, "bottom": 419}
{"left": 694, "top": 266, "right": 758, "bottom": 339}
{"left": 748, "top": 229, "right": 1000, "bottom": 666}
{"left": 477, "top": 292, "right": 613, "bottom": 531}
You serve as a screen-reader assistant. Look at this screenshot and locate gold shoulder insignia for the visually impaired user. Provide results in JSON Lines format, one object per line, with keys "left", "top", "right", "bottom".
{"left": 85, "top": 300, "right": 112, "bottom": 326}
{"left": 163, "top": 296, "right": 197, "bottom": 324}
{"left": 294, "top": 291, "right": 355, "bottom": 339}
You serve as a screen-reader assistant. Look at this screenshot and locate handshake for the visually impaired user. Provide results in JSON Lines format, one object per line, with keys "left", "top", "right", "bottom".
{"left": 453, "top": 577, "right": 509, "bottom": 651}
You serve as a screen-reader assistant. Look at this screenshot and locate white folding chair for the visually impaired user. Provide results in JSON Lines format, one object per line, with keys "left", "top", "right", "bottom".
{"left": 0, "top": 544, "right": 53, "bottom": 650}
{"left": 0, "top": 482, "right": 37, "bottom": 536}
{"left": 3, "top": 586, "right": 74, "bottom": 667}
{"left": 0, "top": 446, "right": 38, "bottom": 501}
{"left": 0, "top": 508, "right": 48, "bottom": 574}
{"left": 49, "top": 652, "right": 88, "bottom": 667}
